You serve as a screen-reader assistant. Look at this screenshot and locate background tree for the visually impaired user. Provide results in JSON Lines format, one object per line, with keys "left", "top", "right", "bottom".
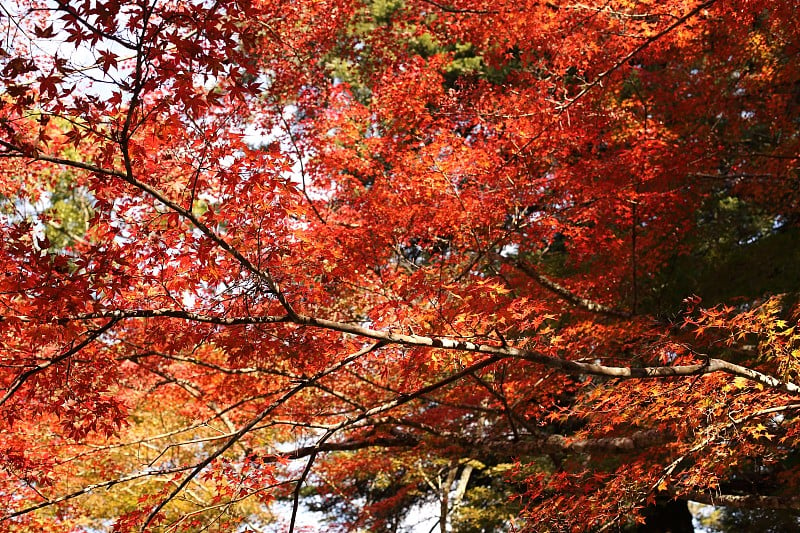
{"left": 1, "top": 0, "right": 799, "bottom": 531}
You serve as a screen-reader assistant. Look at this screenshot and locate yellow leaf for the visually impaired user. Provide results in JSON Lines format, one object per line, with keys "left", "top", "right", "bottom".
{"left": 732, "top": 377, "right": 750, "bottom": 389}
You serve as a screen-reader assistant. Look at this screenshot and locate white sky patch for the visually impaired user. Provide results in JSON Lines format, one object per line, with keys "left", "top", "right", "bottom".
{"left": 264, "top": 500, "right": 325, "bottom": 532}
{"left": 499, "top": 243, "right": 519, "bottom": 257}
{"left": 401, "top": 500, "right": 440, "bottom": 532}
{"left": 3, "top": 1, "right": 137, "bottom": 101}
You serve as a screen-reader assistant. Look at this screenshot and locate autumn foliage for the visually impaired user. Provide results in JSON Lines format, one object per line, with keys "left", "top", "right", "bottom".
{"left": 1, "top": 0, "right": 800, "bottom": 531}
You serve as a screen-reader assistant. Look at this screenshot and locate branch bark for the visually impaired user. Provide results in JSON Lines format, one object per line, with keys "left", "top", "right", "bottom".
{"left": 686, "top": 492, "right": 800, "bottom": 510}
{"left": 490, "top": 429, "right": 668, "bottom": 455}
{"left": 140, "top": 341, "right": 386, "bottom": 530}
{"left": 0, "top": 318, "right": 119, "bottom": 408}
{"left": 556, "top": 0, "right": 718, "bottom": 111}
{"left": 512, "top": 258, "right": 631, "bottom": 318}
{"left": 45, "top": 308, "right": 800, "bottom": 395}
{"left": 0, "top": 145, "right": 297, "bottom": 318}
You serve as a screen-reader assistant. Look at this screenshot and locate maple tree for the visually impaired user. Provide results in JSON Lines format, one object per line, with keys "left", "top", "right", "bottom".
{"left": 1, "top": 0, "right": 800, "bottom": 531}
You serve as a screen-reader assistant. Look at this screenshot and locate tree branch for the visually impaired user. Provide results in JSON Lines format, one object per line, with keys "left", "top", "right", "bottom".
{"left": 0, "top": 432, "right": 417, "bottom": 523}
{"left": 53, "top": 0, "right": 137, "bottom": 49}
{"left": 0, "top": 464, "right": 194, "bottom": 521}
{"left": 0, "top": 318, "right": 119, "bottom": 408}
{"left": 686, "top": 491, "right": 800, "bottom": 510}
{"left": 512, "top": 258, "right": 631, "bottom": 318}
{"left": 140, "top": 341, "right": 386, "bottom": 531}
{"left": 2, "top": 137, "right": 297, "bottom": 318}
{"left": 289, "top": 440, "right": 322, "bottom": 533}
{"left": 47, "top": 308, "right": 800, "bottom": 395}
{"left": 557, "top": 0, "right": 718, "bottom": 111}
{"left": 489, "top": 429, "right": 668, "bottom": 456}
{"left": 293, "top": 313, "right": 800, "bottom": 395}
{"left": 417, "top": 0, "right": 498, "bottom": 15}
{"left": 67, "top": 308, "right": 288, "bottom": 325}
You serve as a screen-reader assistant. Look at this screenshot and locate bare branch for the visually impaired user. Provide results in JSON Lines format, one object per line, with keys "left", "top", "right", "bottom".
{"left": 289, "top": 441, "right": 322, "bottom": 533}
{"left": 293, "top": 313, "right": 800, "bottom": 395}
{"left": 491, "top": 429, "right": 668, "bottom": 456}
{"left": 140, "top": 341, "right": 386, "bottom": 531}
{"left": 686, "top": 491, "right": 800, "bottom": 510}
{"left": 43, "top": 308, "right": 800, "bottom": 395}
{"left": 67, "top": 308, "right": 288, "bottom": 325}
{"left": 1, "top": 464, "right": 194, "bottom": 521}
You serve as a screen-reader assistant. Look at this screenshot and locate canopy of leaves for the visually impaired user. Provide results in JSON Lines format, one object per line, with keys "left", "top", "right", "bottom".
{"left": 0, "top": 1, "right": 799, "bottom": 531}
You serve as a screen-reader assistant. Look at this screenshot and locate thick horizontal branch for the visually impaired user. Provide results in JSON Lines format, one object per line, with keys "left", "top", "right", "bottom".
{"left": 68, "top": 308, "right": 289, "bottom": 325}
{"left": 50, "top": 308, "right": 800, "bottom": 395}
{"left": 430, "top": 429, "right": 669, "bottom": 457}
{"left": 292, "top": 314, "right": 800, "bottom": 395}
{"left": 261, "top": 428, "right": 667, "bottom": 466}
{"left": 687, "top": 491, "right": 800, "bottom": 510}
{"left": 529, "top": 429, "right": 666, "bottom": 455}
